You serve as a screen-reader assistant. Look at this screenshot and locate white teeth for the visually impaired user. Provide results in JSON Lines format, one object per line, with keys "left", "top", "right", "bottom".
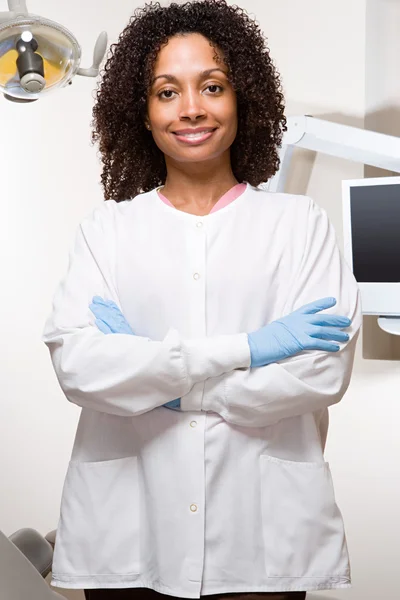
{"left": 177, "top": 131, "right": 212, "bottom": 138}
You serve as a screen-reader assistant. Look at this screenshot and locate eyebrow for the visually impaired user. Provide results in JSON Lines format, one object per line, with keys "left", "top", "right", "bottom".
{"left": 151, "top": 68, "right": 228, "bottom": 85}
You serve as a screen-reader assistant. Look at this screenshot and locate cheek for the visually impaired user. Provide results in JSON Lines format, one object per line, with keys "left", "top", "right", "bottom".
{"left": 148, "top": 96, "right": 177, "bottom": 123}
{"left": 147, "top": 99, "right": 165, "bottom": 129}
{"left": 223, "top": 106, "right": 238, "bottom": 138}
{"left": 229, "top": 109, "right": 238, "bottom": 130}
{"left": 150, "top": 130, "right": 171, "bottom": 156}
{"left": 220, "top": 98, "right": 237, "bottom": 128}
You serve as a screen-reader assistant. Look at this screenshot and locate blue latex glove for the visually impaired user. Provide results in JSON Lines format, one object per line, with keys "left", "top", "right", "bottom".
{"left": 89, "top": 296, "right": 181, "bottom": 410}
{"left": 248, "top": 297, "right": 351, "bottom": 368}
{"left": 90, "top": 297, "right": 135, "bottom": 335}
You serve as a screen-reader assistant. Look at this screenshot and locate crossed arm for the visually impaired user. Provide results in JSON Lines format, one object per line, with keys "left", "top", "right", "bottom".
{"left": 43, "top": 203, "right": 361, "bottom": 427}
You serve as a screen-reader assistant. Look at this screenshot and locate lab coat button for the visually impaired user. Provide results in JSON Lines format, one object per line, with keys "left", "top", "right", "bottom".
{"left": 190, "top": 420, "right": 197, "bottom": 428}
{"left": 196, "top": 221, "right": 203, "bottom": 228}
{"left": 190, "top": 504, "right": 198, "bottom": 512}
{"left": 193, "top": 272, "right": 200, "bottom": 280}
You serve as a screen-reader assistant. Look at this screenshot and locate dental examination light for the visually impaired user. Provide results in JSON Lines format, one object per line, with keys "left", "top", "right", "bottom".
{"left": 0, "top": 0, "right": 107, "bottom": 102}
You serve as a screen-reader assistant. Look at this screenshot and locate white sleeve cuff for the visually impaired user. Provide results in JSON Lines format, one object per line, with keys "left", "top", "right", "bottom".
{"left": 181, "top": 381, "right": 205, "bottom": 412}
{"left": 180, "top": 333, "right": 251, "bottom": 411}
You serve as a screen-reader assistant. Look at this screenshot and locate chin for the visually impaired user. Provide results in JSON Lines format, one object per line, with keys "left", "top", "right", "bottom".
{"left": 174, "top": 154, "right": 223, "bottom": 165}
{"left": 172, "top": 145, "right": 231, "bottom": 162}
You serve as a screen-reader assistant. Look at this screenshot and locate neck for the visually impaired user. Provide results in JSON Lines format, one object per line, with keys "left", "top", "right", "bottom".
{"left": 161, "top": 155, "right": 238, "bottom": 216}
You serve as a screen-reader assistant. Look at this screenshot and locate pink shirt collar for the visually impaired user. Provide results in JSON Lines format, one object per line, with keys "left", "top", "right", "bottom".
{"left": 157, "top": 182, "right": 247, "bottom": 214}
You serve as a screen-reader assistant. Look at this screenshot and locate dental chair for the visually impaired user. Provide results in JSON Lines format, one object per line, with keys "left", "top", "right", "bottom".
{"left": 0, "top": 527, "right": 63, "bottom": 599}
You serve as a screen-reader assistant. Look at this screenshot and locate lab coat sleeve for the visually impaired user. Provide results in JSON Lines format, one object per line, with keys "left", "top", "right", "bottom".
{"left": 181, "top": 199, "right": 361, "bottom": 427}
{"left": 43, "top": 204, "right": 250, "bottom": 417}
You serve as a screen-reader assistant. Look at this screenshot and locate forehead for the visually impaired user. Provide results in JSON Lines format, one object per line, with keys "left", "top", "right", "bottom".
{"left": 153, "top": 33, "right": 225, "bottom": 74}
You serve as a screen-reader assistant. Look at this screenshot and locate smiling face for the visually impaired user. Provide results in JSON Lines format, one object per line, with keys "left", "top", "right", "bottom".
{"left": 146, "top": 33, "right": 238, "bottom": 168}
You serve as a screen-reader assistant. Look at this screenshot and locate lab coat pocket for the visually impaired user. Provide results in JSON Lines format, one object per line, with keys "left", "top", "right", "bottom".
{"left": 54, "top": 456, "right": 140, "bottom": 577}
{"left": 259, "top": 455, "right": 349, "bottom": 578}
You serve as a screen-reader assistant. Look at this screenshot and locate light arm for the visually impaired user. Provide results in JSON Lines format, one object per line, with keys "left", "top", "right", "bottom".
{"left": 0, "top": 1, "right": 27, "bottom": 21}
{"left": 77, "top": 32, "right": 108, "bottom": 78}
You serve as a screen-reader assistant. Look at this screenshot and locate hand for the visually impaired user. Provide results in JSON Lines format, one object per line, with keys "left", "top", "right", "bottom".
{"left": 89, "top": 296, "right": 135, "bottom": 335}
{"left": 89, "top": 296, "right": 181, "bottom": 410}
{"left": 248, "top": 297, "right": 351, "bottom": 368}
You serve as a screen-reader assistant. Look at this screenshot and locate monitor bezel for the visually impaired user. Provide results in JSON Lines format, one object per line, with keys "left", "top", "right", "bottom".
{"left": 342, "top": 176, "right": 400, "bottom": 316}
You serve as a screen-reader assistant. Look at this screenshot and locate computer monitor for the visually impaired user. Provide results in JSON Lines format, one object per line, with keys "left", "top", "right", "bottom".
{"left": 342, "top": 176, "right": 400, "bottom": 318}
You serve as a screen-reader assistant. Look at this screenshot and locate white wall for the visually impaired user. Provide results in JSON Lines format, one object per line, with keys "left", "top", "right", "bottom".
{"left": 1, "top": 2, "right": 399, "bottom": 600}
{"left": 0, "top": 0, "right": 133, "bottom": 535}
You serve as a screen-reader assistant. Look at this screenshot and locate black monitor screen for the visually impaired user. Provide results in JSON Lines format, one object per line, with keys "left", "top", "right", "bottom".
{"left": 350, "top": 183, "right": 400, "bottom": 283}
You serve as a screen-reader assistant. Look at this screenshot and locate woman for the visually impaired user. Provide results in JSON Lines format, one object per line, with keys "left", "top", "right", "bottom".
{"left": 43, "top": 1, "right": 361, "bottom": 599}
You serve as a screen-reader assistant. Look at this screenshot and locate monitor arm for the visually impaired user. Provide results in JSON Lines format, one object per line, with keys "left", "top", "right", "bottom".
{"left": 268, "top": 115, "right": 400, "bottom": 193}
{"left": 267, "top": 115, "right": 400, "bottom": 335}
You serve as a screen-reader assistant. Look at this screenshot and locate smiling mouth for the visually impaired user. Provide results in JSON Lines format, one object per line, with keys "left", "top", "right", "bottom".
{"left": 172, "top": 128, "right": 218, "bottom": 144}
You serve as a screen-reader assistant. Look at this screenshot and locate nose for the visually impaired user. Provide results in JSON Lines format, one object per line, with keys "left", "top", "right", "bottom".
{"left": 179, "top": 88, "right": 207, "bottom": 121}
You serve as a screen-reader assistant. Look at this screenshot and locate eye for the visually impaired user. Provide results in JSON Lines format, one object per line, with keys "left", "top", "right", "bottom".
{"left": 158, "top": 89, "right": 176, "bottom": 100}
{"left": 205, "top": 84, "right": 223, "bottom": 94}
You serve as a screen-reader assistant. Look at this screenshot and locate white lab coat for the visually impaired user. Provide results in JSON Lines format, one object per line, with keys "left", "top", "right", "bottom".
{"left": 43, "top": 183, "right": 361, "bottom": 597}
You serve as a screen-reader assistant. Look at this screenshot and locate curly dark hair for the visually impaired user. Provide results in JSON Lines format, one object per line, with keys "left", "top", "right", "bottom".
{"left": 91, "top": 0, "right": 286, "bottom": 201}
